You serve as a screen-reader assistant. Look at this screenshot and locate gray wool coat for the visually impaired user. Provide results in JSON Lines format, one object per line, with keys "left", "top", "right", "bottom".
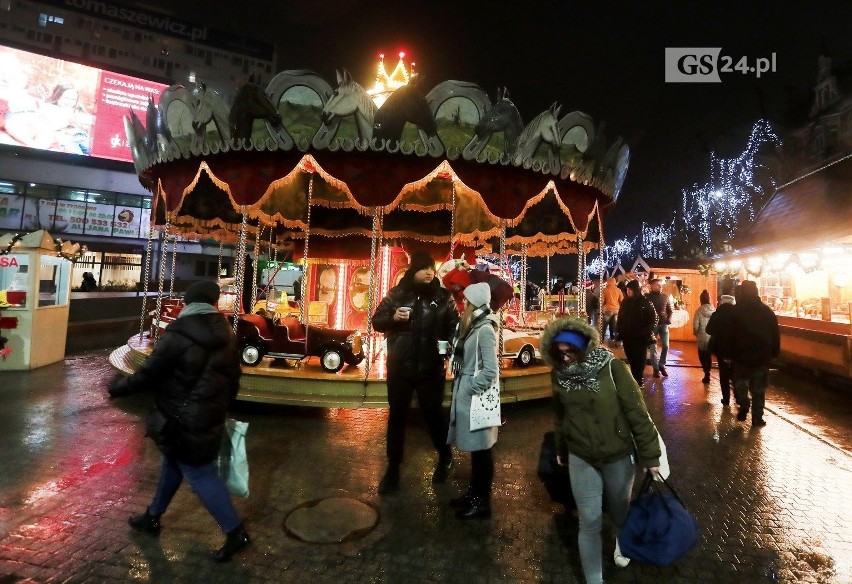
{"left": 447, "top": 315, "right": 500, "bottom": 452}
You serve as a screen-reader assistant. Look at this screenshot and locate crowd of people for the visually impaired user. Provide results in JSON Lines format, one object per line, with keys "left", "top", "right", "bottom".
{"left": 106, "top": 252, "right": 781, "bottom": 579}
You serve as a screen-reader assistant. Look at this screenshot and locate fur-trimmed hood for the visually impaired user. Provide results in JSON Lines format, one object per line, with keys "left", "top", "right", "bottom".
{"left": 540, "top": 316, "right": 601, "bottom": 367}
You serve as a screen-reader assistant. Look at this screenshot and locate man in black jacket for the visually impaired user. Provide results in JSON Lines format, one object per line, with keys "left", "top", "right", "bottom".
{"left": 705, "top": 290, "right": 737, "bottom": 405}
{"left": 616, "top": 279, "right": 658, "bottom": 385}
{"left": 729, "top": 280, "right": 780, "bottom": 426}
{"left": 372, "top": 251, "right": 459, "bottom": 494}
{"left": 109, "top": 280, "right": 249, "bottom": 562}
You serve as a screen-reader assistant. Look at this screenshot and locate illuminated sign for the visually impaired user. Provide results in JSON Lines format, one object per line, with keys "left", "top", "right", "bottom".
{"left": 0, "top": 44, "right": 168, "bottom": 163}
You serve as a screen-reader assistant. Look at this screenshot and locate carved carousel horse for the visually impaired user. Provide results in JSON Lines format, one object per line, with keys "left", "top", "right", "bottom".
{"left": 513, "top": 102, "right": 562, "bottom": 168}
{"left": 316, "top": 69, "right": 376, "bottom": 145}
{"left": 374, "top": 76, "right": 436, "bottom": 141}
{"left": 228, "top": 81, "right": 283, "bottom": 142}
{"left": 191, "top": 82, "right": 231, "bottom": 150}
{"left": 145, "top": 95, "right": 172, "bottom": 156}
{"left": 123, "top": 108, "right": 150, "bottom": 171}
{"left": 463, "top": 87, "right": 523, "bottom": 161}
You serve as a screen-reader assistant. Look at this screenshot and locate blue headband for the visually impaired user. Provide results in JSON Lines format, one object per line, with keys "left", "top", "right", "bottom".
{"left": 552, "top": 330, "right": 590, "bottom": 351}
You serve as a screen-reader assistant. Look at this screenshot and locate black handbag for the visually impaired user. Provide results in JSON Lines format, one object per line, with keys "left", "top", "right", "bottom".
{"left": 536, "top": 431, "right": 576, "bottom": 511}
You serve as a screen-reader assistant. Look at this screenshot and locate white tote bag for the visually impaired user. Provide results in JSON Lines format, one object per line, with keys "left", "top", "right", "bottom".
{"left": 469, "top": 327, "right": 502, "bottom": 431}
{"left": 217, "top": 418, "right": 249, "bottom": 497}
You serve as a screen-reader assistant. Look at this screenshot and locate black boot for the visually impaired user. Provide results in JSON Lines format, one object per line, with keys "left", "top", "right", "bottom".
{"left": 456, "top": 495, "right": 491, "bottom": 520}
{"left": 128, "top": 510, "right": 161, "bottom": 535}
{"left": 378, "top": 465, "right": 400, "bottom": 495}
{"left": 449, "top": 487, "right": 474, "bottom": 508}
{"left": 432, "top": 454, "right": 454, "bottom": 484}
{"left": 213, "top": 524, "right": 250, "bottom": 562}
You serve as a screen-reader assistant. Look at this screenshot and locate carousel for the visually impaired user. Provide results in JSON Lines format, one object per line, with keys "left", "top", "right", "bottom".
{"left": 108, "top": 54, "right": 627, "bottom": 407}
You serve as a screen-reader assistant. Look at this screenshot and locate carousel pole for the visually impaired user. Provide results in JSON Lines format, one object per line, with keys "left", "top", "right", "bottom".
{"left": 520, "top": 243, "right": 527, "bottom": 325}
{"left": 252, "top": 224, "right": 262, "bottom": 309}
{"left": 153, "top": 220, "right": 171, "bottom": 340}
{"left": 577, "top": 233, "right": 586, "bottom": 316}
{"left": 498, "top": 225, "right": 506, "bottom": 363}
{"left": 363, "top": 207, "right": 381, "bottom": 385}
{"left": 138, "top": 226, "right": 155, "bottom": 341}
{"left": 546, "top": 254, "right": 551, "bottom": 296}
{"left": 168, "top": 233, "right": 178, "bottom": 298}
{"left": 232, "top": 209, "right": 248, "bottom": 335}
{"left": 217, "top": 241, "right": 223, "bottom": 281}
{"left": 300, "top": 174, "right": 314, "bottom": 344}
{"left": 598, "top": 228, "right": 606, "bottom": 337}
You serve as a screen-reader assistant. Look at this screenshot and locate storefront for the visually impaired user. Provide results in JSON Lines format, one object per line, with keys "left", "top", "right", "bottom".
{"left": 715, "top": 157, "right": 852, "bottom": 379}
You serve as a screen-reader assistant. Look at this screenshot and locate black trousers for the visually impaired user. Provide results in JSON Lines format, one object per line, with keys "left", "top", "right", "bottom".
{"left": 386, "top": 370, "right": 451, "bottom": 466}
{"left": 470, "top": 448, "right": 494, "bottom": 499}
{"left": 717, "top": 358, "right": 733, "bottom": 401}
{"left": 622, "top": 339, "right": 648, "bottom": 384}
{"left": 698, "top": 349, "right": 712, "bottom": 376}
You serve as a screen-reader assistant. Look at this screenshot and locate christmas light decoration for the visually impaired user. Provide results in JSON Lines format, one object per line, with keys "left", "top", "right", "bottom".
{"left": 367, "top": 52, "right": 415, "bottom": 107}
{"left": 585, "top": 237, "right": 637, "bottom": 277}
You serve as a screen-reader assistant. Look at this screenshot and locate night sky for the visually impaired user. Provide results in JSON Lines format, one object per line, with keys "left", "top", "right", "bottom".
{"left": 142, "top": 0, "right": 852, "bottom": 242}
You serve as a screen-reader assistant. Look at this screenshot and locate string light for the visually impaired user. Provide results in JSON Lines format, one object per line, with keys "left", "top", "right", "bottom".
{"left": 367, "top": 51, "right": 413, "bottom": 107}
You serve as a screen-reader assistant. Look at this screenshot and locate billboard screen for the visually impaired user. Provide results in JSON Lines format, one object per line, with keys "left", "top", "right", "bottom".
{"left": 0, "top": 44, "right": 168, "bottom": 162}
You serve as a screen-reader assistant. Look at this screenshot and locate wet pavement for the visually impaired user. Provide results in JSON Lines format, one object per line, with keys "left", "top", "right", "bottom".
{"left": 0, "top": 342, "right": 850, "bottom": 583}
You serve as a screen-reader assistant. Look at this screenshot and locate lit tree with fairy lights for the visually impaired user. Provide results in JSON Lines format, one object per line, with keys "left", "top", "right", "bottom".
{"left": 641, "top": 119, "right": 780, "bottom": 259}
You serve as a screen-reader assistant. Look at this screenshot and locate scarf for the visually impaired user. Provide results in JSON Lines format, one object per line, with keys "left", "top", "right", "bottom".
{"left": 554, "top": 347, "right": 613, "bottom": 393}
{"left": 451, "top": 310, "right": 492, "bottom": 376}
{"left": 179, "top": 302, "right": 220, "bottom": 318}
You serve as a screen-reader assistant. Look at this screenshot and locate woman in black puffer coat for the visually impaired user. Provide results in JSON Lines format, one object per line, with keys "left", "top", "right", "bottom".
{"left": 109, "top": 280, "right": 249, "bottom": 563}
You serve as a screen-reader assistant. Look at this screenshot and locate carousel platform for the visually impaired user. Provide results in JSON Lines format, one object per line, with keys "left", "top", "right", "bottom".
{"left": 109, "top": 334, "right": 553, "bottom": 408}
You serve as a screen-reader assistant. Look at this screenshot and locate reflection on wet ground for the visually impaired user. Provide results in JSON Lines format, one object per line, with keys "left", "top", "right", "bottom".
{"left": 0, "top": 343, "right": 850, "bottom": 583}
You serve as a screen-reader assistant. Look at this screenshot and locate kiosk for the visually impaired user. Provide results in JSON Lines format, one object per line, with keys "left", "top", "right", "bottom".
{"left": 0, "top": 230, "right": 73, "bottom": 370}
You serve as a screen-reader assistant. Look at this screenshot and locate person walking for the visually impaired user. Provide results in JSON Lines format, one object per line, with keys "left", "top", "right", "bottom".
{"left": 706, "top": 290, "right": 737, "bottom": 405}
{"left": 616, "top": 279, "right": 658, "bottom": 385}
{"left": 108, "top": 280, "right": 249, "bottom": 562}
{"left": 541, "top": 316, "right": 661, "bottom": 584}
{"left": 372, "top": 251, "right": 459, "bottom": 494}
{"left": 646, "top": 278, "right": 673, "bottom": 377}
{"left": 692, "top": 290, "right": 715, "bottom": 384}
{"left": 447, "top": 282, "right": 500, "bottom": 519}
{"left": 601, "top": 277, "right": 623, "bottom": 343}
{"left": 729, "top": 280, "right": 780, "bottom": 426}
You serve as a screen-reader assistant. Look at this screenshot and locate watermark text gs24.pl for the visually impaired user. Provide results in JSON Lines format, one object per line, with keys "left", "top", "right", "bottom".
{"left": 665, "top": 48, "right": 776, "bottom": 83}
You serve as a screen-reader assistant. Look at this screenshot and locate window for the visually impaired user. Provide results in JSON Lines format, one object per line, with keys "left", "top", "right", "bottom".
{"left": 195, "top": 260, "right": 206, "bottom": 276}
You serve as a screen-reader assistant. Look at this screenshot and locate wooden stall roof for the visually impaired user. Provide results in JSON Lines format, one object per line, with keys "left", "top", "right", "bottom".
{"left": 735, "top": 156, "right": 852, "bottom": 255}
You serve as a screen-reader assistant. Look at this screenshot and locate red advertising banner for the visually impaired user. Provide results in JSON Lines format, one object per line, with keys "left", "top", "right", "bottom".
{"left": 0, "top": 45, "right": 167, "bottom": 162}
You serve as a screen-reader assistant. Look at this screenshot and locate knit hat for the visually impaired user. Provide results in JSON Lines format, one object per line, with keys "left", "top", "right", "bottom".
{"left": 552, "top": 330, "right": 590, "bottom": 351}
{"left": 739, "top": 280, "right": 759, "bottom": 298}
{"left": 463, "top": 282, "right": 491, "bottom": 309}
{"left": 407, "top": 250, "right": 436, "bottom": 274}
{"left": 626, "top": 279, "right": 642, "bottom": 294}
{"left": 184, "top": 280, "right": 221, "bottom": 305}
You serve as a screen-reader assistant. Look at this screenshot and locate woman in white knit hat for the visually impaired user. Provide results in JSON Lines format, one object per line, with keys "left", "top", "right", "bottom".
{"left": 447, "top": 282, "right": 500, "bottom": 519}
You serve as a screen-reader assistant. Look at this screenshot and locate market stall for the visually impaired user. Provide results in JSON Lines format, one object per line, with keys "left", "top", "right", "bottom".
{"left": 715, "top": 156, "right": 852, "bottom": 379}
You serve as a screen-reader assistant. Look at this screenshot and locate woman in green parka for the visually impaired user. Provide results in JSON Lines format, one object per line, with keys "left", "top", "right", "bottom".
{"left": 541, "top": 316, "right": 661, "bottom": 584}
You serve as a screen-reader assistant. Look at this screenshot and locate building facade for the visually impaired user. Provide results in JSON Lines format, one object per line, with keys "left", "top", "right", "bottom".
{"left": 0, "top": 0, "right": 275, "bottom": 290}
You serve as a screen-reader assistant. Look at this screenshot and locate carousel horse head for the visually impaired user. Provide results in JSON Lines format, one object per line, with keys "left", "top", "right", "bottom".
{"left": 320, "top": 69, "right": 376, "bottom": 138}
{"left": 229, "top": 80, "right": 282, "bottom": 141}
{"left": 514, "top": 102, "right": 562, "bottom": 163}
{"left": 474, "top": 87, "right": 524, "bottom": 154}
{"left": 373, "top": 75, "right": 437, "bottom": 142}
{"left": 191, "top": 82, "right": 231, "bottom": 146}
{"left": 145, "top": 95, "right": 171, "bottom": 155}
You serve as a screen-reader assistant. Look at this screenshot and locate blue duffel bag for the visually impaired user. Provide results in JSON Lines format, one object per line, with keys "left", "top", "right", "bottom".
{"left": 619, "top": 472, "right": 700, "bottom": 566}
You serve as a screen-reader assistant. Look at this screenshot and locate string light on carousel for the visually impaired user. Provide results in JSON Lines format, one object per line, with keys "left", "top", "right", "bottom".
{"left": 109, "top": 52, "right": 630, "bottom": 407}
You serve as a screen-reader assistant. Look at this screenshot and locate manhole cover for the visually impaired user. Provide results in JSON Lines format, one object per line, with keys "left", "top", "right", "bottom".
{"left": 284, "top": 497, "right": 379, "bottom": 543}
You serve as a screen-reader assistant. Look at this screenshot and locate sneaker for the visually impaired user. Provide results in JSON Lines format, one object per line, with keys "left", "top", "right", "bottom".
{"left": 128, "top": 510, "right": 161, "bottom": 535}
{"left": 736, "top": 407, "right": 749, "bottom": 421}
{"left": 720, "top": 398, "right": 730, "bottom": 406}
{"left": 614, "top": 538, "right": 631, "bottom": 567}
{"left": 701, "top": 375, "right": 710, "bottom": 384}
{"left": 378, "top": 465, "right": 400, "bottom": 495}
{"left": 432, "top": 455, "right": 454, "bottom": 484}
{"left": 213, "top": 524, "right": 250, "bottom": 562}
{"left": 752, "top": 418, "right": 767, "bottom": 427}
{"left": 659, "top": 366, "right": 669, "bottom": 377}
{"left": 652, "top": 370, "right": 661, "bottom": 378}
